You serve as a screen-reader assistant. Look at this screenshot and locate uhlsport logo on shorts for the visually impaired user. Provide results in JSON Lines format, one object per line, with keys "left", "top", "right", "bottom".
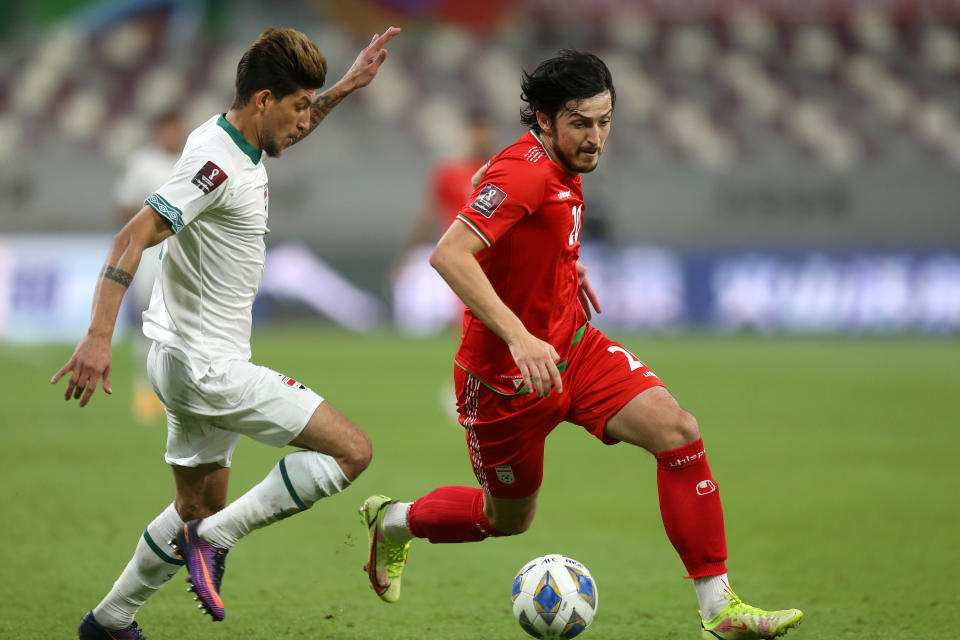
{"left": 495, "top": 465, "right": 515, "bottom": 484}
{"left": 696, "top": 479, "right": 717, "bottom": 495}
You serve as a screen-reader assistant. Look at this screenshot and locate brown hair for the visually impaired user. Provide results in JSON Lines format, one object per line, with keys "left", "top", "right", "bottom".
{"left": 232, "top": 28, "right": 327, "bottom": 108}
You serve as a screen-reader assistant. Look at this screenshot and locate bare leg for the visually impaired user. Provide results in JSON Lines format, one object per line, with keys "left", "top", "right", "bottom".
{"left": 172, "top": 462, "right": 230, "bottom": 520}
{"left": 289, "top": 400, "right": 372, "bottom": 481}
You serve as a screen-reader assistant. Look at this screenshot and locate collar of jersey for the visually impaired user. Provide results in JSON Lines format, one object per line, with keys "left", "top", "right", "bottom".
{"left": 529, "top": 129, "right": 556, "bottom": 163}
{"left": 217, "top": 114, "right": 262, "bottom": 165}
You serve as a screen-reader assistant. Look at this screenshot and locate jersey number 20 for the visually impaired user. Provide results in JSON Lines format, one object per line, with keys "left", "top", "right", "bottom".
{"left": 569, "top": 204, "right": 583, "bottom": 245}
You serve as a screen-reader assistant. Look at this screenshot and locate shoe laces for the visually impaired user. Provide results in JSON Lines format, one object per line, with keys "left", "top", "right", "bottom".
{"left": 727, "top": 594, "right": 770, "bottom": 619}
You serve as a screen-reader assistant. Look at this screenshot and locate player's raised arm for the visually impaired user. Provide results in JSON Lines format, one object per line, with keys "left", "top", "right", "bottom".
{"left": 430, "top": 222, "right": 562, "bottom": 398}
{"left": 51, "top": 207, "right": 173, "bottom": 406}
{"left": 291, "top": 26, "right": 401, "bottom": 146}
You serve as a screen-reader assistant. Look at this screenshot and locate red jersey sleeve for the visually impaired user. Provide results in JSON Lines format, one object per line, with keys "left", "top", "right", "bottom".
{"left": 454, "top": 157, "right": 546, "bottom": 247}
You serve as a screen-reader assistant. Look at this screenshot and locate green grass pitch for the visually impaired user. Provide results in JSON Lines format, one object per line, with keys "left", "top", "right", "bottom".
{"left": 1, "top": 328, "right": 957, "bottom": 639}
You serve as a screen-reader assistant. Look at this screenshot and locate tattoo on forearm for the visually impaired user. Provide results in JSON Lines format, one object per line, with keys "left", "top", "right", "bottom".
{"left": 101, "top": 265, "right": 133, "bottom": 288}
{"left": 291, "top": 88, "right": 348, "bottom": 145}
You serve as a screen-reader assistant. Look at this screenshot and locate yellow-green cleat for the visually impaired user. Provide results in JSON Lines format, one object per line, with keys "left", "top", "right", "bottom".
{"left": 359, "top": 494, "right": 410, "bottom": 603}
{"left": 701, "top": 594, "right": 803, "bottom": 639}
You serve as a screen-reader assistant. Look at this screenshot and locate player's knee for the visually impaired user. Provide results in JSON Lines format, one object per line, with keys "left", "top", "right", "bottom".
{"left": 665, "top": 409, "right": 700, "bottom": 449}
{"left": 338, "top": 428, "right": 372, "bottom": 482}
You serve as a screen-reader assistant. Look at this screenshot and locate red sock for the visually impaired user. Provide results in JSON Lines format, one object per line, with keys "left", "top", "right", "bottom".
{"left": 407, "top": 486, "right": 504, "bottom": 543}
{"left": 655, "top": 438, "right": 728, "bottom": 578}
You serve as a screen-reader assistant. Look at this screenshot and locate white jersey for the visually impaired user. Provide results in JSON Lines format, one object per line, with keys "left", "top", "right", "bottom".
{"left": 143, "top": 114, "right": 270, "bottom": 377}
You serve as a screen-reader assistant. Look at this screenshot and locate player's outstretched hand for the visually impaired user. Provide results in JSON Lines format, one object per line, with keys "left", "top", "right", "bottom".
{"left": 576, "top": 261, "right": 602, "bottom": 320}
{"left": 341, "top": 26, "right": 401, "bottom": 91}
{"left": 507, "top": 332, "right": 563, "bottom": 398}
{"left": 50, "top": 334, "right": 113, "bottom": 407}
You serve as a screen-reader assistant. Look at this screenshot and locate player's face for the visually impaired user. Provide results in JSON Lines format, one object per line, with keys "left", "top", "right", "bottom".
{"left": 261, "top": 88, "right": 314, "bottom": 158}
{"left": 540, "top": 91, "right": 613, "bottom": 175}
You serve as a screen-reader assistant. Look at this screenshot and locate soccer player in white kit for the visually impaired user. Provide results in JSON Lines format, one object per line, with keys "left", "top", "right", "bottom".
{"left": 52, "top": 26, "right": 401, "bottom": 639}
{"left": 113, "top": 109, "right": 185, "bottom": 423}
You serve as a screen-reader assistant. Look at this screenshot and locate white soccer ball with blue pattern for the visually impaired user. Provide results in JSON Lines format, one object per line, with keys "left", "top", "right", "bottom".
{"left": 511, "top": 554, "right": 598, "bottom": 639}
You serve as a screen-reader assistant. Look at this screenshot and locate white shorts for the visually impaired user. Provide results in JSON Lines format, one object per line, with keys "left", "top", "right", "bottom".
{"left": 147, "top": 342, "right": 324, "bottom": 467}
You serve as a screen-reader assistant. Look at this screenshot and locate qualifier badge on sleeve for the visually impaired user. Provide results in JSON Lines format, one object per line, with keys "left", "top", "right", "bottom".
{"left": 191, "top": 161, "right": 228, "bottom": 194}
{"left": 470, "top": 183, "right": 507, "bottom": 218}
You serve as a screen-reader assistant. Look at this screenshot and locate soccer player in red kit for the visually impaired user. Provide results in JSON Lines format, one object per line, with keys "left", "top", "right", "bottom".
{"left": 362, "top": 51, "right": 803, "bottom": 639}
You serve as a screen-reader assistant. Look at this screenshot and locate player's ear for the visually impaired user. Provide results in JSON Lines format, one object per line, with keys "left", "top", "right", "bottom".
{"left": 535, "top": 110, "right": 553, "bottom": 134}
{"left": 253, "top": 89, "right": 272, "bottom": 113}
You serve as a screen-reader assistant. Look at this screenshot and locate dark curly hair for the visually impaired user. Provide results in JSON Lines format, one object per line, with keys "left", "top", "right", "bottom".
{"left": 520, "top": 50, "right": 616, "bottom": 133}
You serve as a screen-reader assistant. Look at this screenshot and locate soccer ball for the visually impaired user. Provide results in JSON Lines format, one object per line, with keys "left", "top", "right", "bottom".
{"left": 511, "top": 554, "right": 598, "bottom": 639}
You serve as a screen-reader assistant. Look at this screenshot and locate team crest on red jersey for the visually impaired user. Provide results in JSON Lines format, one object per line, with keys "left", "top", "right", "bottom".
{"left": 494, "top": 465, "right": 515, "bottom": 484}
{"left": 191, "top": 161, "right": 228, "bottom": 194}
{"left": 470, "top": 183, "right": 507, "bottom": 218}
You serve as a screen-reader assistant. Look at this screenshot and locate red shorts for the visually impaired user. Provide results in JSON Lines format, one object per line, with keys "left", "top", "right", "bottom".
{"left": 454, "top": 324, "right": 664, "bottom": 499}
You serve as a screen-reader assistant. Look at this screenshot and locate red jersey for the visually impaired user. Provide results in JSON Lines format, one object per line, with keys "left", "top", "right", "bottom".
{"left": 454, "top": 130, "right": 586, "bottom": 394}
{"left": 429, "top": 158, "right": 486, "bottom": 226}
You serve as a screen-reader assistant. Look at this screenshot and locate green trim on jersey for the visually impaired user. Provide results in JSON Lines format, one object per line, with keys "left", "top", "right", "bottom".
{"left": 569, "top": 321, "right": 587, "bottom": 346}
{"left": 456, "top": 323, "right": 587, "bottom": 396}
{"left": 217, "top": 114, "right": 262, "bottom": 165}
{"left": 279, "top": 456, "right": 308, "bottom": 511}
{"left": 530, "top": 130, "right": 556, "bottom": 162}
{"left": 456, "top": 214, "right": 492, "bottom": 247}
{"left": 146, "top": 192, "right": 184, "bottom": 233}
{"left": 142, "top": 529, "right": 185, "bottom": 566}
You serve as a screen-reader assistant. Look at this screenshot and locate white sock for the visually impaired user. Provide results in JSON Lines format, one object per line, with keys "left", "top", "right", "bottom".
{"left": 382, "top": 502, "right": 413, "bottom": 542}
{"left": 92, "top": 503, "right": 184, "bottom": 629}
{"left": 198, "top": 451, "right": 350, "bottom": 549}
{"left": 695, "top": 573, "right": 734, "bottom": 621}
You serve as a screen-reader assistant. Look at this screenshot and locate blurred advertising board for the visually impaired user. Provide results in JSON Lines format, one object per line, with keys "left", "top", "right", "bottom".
{"left": 0, "top": 235, "right": 120, "bottom": 343}
{"left": 394, "top": 243, "right": 960, "bottom": 335}
{"left": 0, "top": 236, "right": 384, "bottom": 343}
{"left": 1, "top": 236, "right": 957, "bottom": 343}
